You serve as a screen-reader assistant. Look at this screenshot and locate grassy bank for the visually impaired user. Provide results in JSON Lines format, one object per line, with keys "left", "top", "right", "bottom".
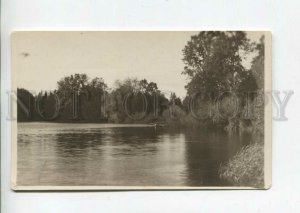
{"left": 219, "top": 142, "right": 264, "bottom": 188}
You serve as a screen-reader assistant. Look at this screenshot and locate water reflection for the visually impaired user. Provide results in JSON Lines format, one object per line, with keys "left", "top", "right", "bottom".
{"left": 17, "top": 123, "right": 251, "bottom": 186}
{"left": 183, "top": 130, "right": 250, "bottom": 186}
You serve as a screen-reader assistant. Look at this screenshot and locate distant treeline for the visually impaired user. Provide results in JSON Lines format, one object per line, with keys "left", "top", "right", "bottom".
{"left": 17, "top": 31, "right": 265, "bottom": 133}
{"left": 17, "top": 77, "right": 175, "bottom": 124}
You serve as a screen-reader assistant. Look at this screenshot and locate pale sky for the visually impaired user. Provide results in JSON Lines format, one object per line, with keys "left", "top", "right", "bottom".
{"left": 13, "top": 31, "right": 264, "bottom": 98}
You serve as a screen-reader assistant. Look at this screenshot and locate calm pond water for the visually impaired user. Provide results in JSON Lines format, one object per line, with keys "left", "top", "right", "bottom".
{"left": 17, "top": 122, "right": 251, "bottom": 186}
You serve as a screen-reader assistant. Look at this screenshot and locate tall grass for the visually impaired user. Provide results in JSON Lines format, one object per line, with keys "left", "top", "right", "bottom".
{"left": 219, "top": 142, "right": 264, "bottom": 188}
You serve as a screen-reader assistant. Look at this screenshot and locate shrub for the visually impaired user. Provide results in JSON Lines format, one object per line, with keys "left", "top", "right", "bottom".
{"left": 219, "top": 142, "right": 264, "bottom": 188}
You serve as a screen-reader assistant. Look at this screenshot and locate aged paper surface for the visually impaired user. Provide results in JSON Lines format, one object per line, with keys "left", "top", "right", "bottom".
{"left": 11, "top": 31, "right": 272, "bottom": 190}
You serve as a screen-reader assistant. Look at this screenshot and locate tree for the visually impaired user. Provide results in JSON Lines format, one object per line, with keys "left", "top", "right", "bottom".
{"left": 107, "top": 78, "right": 168, "bottom": 123}
{"left": 182, "top": 31, "right": 253, "bottom": 95}
{"left": 56, "top": 73, "right": 108, "bottom": 122}
{"left": 170, "top": 93, "right": 183, "bottom": 108}
{"left": 88, "top": 77, "right": 108, "bottom": 93}
{"left": 17, "top": 88, "right": 37, "bottom": 121}
{"left": 57, "top": 73, "right": 89, "bottom": 95}
{"left": 181, "top": 31, "right": 262, "bottom": 129}
{"left": 249, "top": 36, "right": 265, "bottom": 136}
{"left": 35, "top": 91, "right": 60, "bottom": 121}
{"left": 251, "top": 36, "right": 264, "bottom": 90}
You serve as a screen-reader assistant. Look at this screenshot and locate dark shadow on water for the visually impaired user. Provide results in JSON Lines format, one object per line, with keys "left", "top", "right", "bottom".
{"left": 183, "top": 129, "right": 252, "bottom": 186}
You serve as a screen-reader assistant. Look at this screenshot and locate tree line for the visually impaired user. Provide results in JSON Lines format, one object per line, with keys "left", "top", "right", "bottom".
{"left": 17, "top": 31, "right": 264, "bottom": 132}
{"left": 17, "top": 75, "right": 174, "bottom": 123}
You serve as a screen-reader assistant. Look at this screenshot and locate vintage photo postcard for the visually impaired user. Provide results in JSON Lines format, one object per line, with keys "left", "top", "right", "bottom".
{"left": 11, "top": 31, "right": 272, "bottom": 190}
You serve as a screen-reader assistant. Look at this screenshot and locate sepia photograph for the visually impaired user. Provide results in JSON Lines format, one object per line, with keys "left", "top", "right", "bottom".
{"left": 11, "top": 31, "right": 271, "bottom": 190}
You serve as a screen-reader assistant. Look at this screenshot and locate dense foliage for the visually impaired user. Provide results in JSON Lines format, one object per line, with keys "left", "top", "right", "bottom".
{"left": 17, "top": 75, "right": 170, "bottom": 123}
{"left": 219, "top": 35, "right": 265, "bottom": 187}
